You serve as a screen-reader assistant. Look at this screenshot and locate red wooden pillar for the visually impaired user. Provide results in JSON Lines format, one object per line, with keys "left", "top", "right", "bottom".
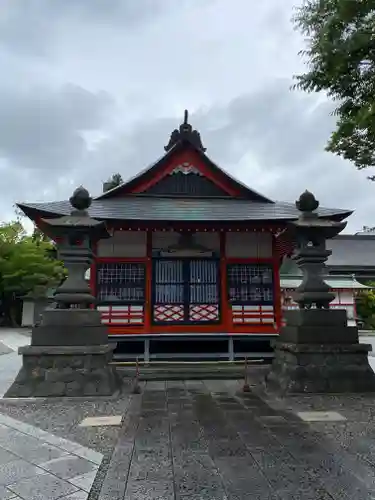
{"left": 90, "top": 242, "right": 97, "bottom": 308}
{"left": 144, "top": 229, "right": 152, "bottom": 332}
{"left": 272, "top": 234, "right": 282, "bottom": 331}
{"left": 220, "top": 231, "right": 229, "bottom": 331}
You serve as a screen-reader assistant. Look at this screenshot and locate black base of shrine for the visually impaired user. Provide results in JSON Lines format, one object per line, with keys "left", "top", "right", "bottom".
{"left": 6, "top": 344, "right": 120, "bottom": 398}
{"left": 264, "top": 309, "right": 375, "bottom": 394}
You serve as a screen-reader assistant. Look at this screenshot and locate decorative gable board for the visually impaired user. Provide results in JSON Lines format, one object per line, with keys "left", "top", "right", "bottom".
{"left": 143, "top": 162, "right": 230, "bottom": 197}
{"left": 132, "top": 148, "right": 241, "bottom": 197}
{"left": 97, "top": 144, "right": 272, "bottom": 202}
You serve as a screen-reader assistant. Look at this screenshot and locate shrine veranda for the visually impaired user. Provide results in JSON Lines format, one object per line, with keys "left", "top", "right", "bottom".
{"left": 18, "top": 114, "right": 358, "bottom": 361}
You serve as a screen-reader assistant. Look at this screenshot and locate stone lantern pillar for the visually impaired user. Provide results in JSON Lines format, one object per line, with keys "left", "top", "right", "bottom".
{"left": 265, "top": 190, "right": 375, "bottom": 394}
{"left": 6, "top": 187, "right": 119, "bottom": 397}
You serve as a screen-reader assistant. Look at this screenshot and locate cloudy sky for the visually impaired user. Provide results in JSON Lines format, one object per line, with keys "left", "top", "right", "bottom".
{"left": 0, "top": 0, "right": 373, "bottom": 232}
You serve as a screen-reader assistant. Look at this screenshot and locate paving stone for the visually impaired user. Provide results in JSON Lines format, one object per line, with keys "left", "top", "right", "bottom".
{"left": 261, "top": 463, "right": 320, "bottom": 491}
{"left": 0, "top": 459, "right": 43, "bottom": 485}
{"left": 276, "top": 486, "right": 334, "bottom": 500}
{"left": 5, "top": 441, "right": 67, "bottom": 465}
{"left": 172, "top": 452, "right": 215, "bottom": 470}
{"left": 239, "top": 431, "right": 282, "bottom": 450}
{"left": 219, "top": 473, "right": 273, "bottom": 498}
{"left": 0, "top": 428, "right": 39, "bottom": 450}
{"left": 32, "top": 433, "right": 82, "bottom": 453}
{"left": 0, "top": 484, "right": 19, "bottom": 499}
{"left": 79, "top": 416, "right": 122, "bottom": 427}
{"left": 124, "top": 480, "right": 174, "bottom": 500}
{"left": 214, "top": 457, "right": 263, "bottom": 480}
{"left": 0, "top": 448, "right": 19, "bottom": 466}
{"left": 0, "top": 415, "right": 47, "bottom": 437}
{"left": 297, "top": 411, "right": 347, "bottom": 422}
{"left": 0, "top": 342, "right": 13, "bottom": 356}
{"left": 68, "top": 469, "right": 98, "bottom": 491}
{"left": 208, "top": 439, "right": 250, "bottom": 458}
{"left": 62, "top": 491, "right": 88, "bottom": 500}
{"left": 128, "top": 460, "right": 173, "bottom": 482}
{"left": 7, "top": 472, "right": 78, "bottom": 500}
{"left": 99, "top": 477, "right": 127, "bottom": 500}
{"left": 0, "top": 423, "right": 82, "bottom": 457}
{"left": 173, "top": 467, "right": 226, "bottom": 498}
{"left": 144, "top": 381, "right": 166, "bottom": 390}
{"left": 70, "top": 445, "right": 103, "bottom": 465}
{"left": 251, "top": 448, "right": 297, "bottom": 469}
{"left": 39, "top": 455, "right": 97, "bottom": 480}
{"left": 258, "top": 415, "right": 288, "bottom": 424}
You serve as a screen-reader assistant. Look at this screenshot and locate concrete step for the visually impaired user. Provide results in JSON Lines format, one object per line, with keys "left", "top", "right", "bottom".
{"left": 115, "top": 361, "right": 270, "bottom": 381}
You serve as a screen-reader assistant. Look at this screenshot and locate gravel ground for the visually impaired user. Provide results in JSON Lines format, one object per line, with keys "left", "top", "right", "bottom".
{"left": 0, "top": 386, "right": 135, "bottom": 457}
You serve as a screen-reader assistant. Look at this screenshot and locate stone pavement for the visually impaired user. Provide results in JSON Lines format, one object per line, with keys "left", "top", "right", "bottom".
{"left": 1, "top": 327, "right": 375, "bottom": 498}
{"left": 0, "top": 329, "right": 30, "bottom": 398}
{"left": 98, "top": 379, "right": 375, "bottom": 500}
{"left": 2, "top": 378, "right": 375, "bottom": 499}
{"left": 0, "top": 412, "right": 102, "bottom": 500}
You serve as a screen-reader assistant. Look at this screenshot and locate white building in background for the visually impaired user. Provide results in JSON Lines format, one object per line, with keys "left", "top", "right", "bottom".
{"left": 280, "top": 271, "right": 369, "bottom": 327}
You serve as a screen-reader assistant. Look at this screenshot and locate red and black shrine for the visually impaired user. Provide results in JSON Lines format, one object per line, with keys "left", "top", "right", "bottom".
{"left": 18, "top": 112, "right": 352, "bottom": 361}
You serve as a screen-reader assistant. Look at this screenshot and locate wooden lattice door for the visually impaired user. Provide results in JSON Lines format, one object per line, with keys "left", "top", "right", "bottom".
{"left": 152, "top": 258, "right": 220, "bottom": 325}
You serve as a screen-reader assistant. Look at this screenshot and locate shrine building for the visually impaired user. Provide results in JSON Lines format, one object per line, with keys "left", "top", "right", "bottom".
{"left": 18, "top": 112, "right": 353, "bottom": 361}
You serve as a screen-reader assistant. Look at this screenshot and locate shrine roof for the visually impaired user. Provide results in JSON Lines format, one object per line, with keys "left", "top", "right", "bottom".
{"left": 96, "top": 111, "right": 273, "bottom": 203}
{"left": 280, "top": 275, "right": 369, "bottom": 290}
{"left": 17, "top": 112, "right": 353, "bottom": 225}
{"left": 18, "top": 196, "right": 351, "bottom": 223}
{"left": 327, "top": 235, "right": 375, "bottom": 270}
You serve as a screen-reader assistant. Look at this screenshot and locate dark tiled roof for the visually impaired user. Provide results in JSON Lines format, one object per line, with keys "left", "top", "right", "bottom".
{"left": 18, "top": 197, "right": 352, "bottom": 222}
{"left": 327, "top": 235, "right": 375, "bottom": 269}
{"left": 95, "top": 141, "right": 274, "bottom": 203}
{"left": 279, "top": 237, "right": 375, "bottom": 271}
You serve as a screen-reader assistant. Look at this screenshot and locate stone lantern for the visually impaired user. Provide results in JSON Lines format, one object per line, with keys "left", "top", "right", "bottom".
{"left": 265, "top": 190, "right": 375, "bottom": 394}
{"left": 6, "top": 187, "right": 119, "bottom": 398}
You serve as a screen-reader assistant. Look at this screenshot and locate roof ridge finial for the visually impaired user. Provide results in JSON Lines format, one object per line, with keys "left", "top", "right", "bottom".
{"left": 164, "top": 109, "right": 206, "bottom": 152}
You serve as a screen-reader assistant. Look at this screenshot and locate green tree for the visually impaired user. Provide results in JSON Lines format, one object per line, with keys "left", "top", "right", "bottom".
{"left": 293, "top": 1, "right": 375, "bottom": 173}
{"left": 356, "top": 282, "right": 375, "bottom": 329}
{"left": 103, "top": 173, "right": 123, "bottom": 192}
{"left": 0, "top": 221, "right": 65, "bottom": 326}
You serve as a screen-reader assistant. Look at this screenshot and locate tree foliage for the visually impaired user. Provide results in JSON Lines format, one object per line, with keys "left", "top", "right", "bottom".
{"left": 0, "top": 221, "right": 65, "bottom": 325}
{"left": 356, "top": 282, "right": 375, "bottom": 329}
{"left": 293, "top": 0, "right": 375, "bottom": 172}
{"left": 103, "top": 173, "right": 123, "bottom": 192}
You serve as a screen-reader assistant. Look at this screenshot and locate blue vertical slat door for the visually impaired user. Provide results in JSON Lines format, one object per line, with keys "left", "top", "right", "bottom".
{"left": 152, "top": 258, "right": 220, "bottom": 325}
{"left": 152, "top": 259, "right": 185, "bottom": 324}
{"left": 188, "top": 259, "right": 220, "bottom": 323}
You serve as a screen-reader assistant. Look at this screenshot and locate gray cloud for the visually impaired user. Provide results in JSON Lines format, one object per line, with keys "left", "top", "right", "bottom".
{"left": 0, "top": 0, "right": 371, "bottom": 236}
{"left": 0, "top": 0, "right": 200, "bottom": 58}
{"left": 70, "top": 81, "right": 371, "bottom": 233}
{"left": 0, "top": 83, "right": 113, "bottom": 172}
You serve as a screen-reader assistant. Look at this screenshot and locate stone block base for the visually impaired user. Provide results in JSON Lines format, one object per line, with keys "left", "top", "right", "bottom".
{"left": 265, "top": 341, "right": 375, "bottom": 394}
{"left": 32, "top": 309, "right": 109, "bottom": 346}
{"left": 5, "top": 344, "right": 120, "bottom": 398}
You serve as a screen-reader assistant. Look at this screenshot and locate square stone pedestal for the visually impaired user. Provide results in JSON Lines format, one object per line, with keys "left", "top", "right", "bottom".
{"left": 5, "top": 309, "right": 120, "bottom": 398}
{"left": 265, "top": 309, "right": 375, "bottom": 394}
{"left": 6, "top": 344, "right": 119, "bottom": 397}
